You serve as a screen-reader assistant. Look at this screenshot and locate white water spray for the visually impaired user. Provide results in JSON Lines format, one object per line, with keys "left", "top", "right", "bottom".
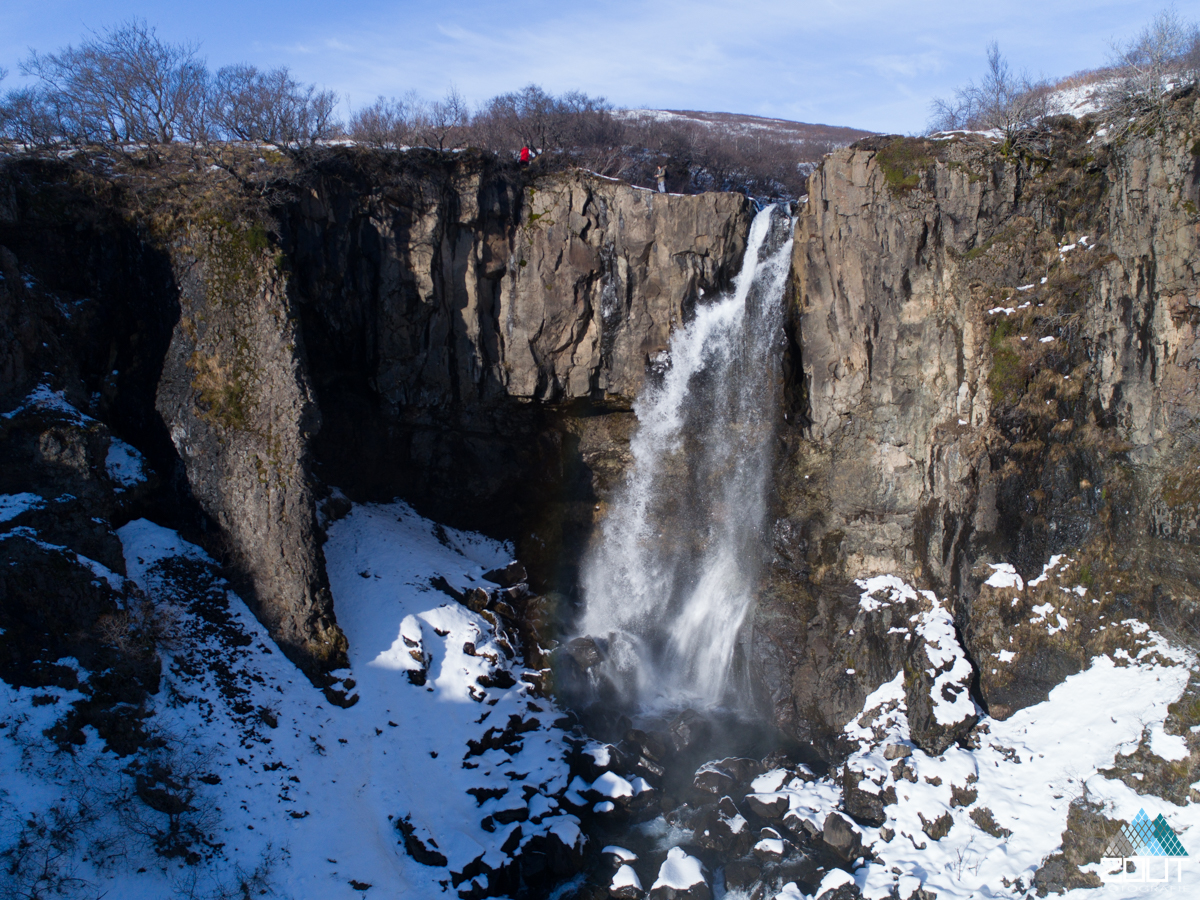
{"left": 577, "top": 205, "right": 794, "bottom": 711}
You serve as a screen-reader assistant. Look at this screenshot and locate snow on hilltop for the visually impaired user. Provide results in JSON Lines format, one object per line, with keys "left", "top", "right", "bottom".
{"left": 615, "top": 108, "right": 875, "bottom": 149}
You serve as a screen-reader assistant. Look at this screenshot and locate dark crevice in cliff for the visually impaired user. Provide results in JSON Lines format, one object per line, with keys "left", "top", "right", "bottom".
{"left": 0, "top": 158, "right": 203, "bottom": 536}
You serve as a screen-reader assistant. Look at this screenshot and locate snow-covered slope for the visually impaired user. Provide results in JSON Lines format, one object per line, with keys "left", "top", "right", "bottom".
{"left": 734, "top": 572, "right": 1200, "bottom": 900}
{"left": 1, "top": 500, "right": 580, "bottom": 898}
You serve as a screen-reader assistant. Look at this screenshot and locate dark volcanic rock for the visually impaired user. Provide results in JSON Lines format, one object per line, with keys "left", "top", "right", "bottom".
{"left": 842, "top": 765, "right": 893, "bottom": 827}
{"left": 668, "top": 709, "right": 711, "bottom": 754}
{"left": 821, "top": 812, "right": 864, "bottom": 864}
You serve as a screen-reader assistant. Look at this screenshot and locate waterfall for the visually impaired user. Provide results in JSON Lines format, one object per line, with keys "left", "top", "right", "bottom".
{"left": 576, "top": 204, "right": 795, "bottom": 712}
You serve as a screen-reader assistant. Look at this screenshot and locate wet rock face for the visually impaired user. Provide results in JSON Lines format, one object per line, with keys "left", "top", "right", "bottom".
{"left": 757, "top": 96, "right": 1200, "bottom": 753}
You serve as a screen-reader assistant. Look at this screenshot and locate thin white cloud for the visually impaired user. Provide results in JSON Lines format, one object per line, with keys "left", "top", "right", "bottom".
{"left": 1, "top": 0, "right": 1184, "bottom": 133}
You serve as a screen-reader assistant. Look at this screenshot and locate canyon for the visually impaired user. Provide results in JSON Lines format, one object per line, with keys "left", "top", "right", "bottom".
{"left": 2, "top": 88, "right": 1199, "bottom": 899}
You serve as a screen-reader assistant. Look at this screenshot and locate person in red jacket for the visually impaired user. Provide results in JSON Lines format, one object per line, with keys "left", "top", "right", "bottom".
{"left": 520, "top": 146, "right": 531, "bottom": 164}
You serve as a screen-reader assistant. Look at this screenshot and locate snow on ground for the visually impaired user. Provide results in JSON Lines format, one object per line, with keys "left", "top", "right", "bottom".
{"left": 105, "top": 437, "right": 149, "bottom": 488}
{"left": 0, "top": 492, "right": 45, "bottom": 521}
{"left": 0, "top": 500, "right": 576, "bottom": 899}
{"left": 747, "top": 574, "right": 1199, "bottom": 900}
{"left": 1047, "top": 80, "right": 1117, "bottom": 119}
{"left": 1, "top": 383, "right": 95, "bottom": 423}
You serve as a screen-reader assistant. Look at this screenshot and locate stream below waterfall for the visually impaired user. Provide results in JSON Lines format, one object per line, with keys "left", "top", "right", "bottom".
{"left": 544, "top": 206, "right": 853, "bottom": 900}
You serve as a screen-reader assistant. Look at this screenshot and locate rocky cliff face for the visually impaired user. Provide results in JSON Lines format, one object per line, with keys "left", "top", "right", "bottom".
{"left": 753, "top": 95, "right": 1200, "bottom": 752}
{"left": 154, "top": 219, "right": 347, "bottom": 678}
{"left": 280, "top": 152, "right": 752, "bottom": 587}
{"left": 0, "top": 150, "right": 752, "bottom": 679}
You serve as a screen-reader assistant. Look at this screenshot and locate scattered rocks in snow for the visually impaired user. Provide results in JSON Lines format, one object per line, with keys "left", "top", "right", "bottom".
{"left": 842, "top": 764, "right": 895, "bottom": 827}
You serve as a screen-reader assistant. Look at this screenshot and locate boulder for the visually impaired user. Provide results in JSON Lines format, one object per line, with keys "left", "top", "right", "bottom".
{"left": 692, "top": 797, "right": 752, "bottom": 855}
{"left": 610, "top": 863, "right": 644, "bottom": 899}
{"left": 821, "top": 812, "right": 864, "bottom": 864}
{"left": 649, "top": 848, "right": 710, "bottom": 900}
{"left": 745, "top": 792, "right": 789, "bottom": 821}
{"left": 842, "top": 765, "right": 894, "bottom": 827}
{"left": 692, "top": 761, "right": 735, "bottom": 796}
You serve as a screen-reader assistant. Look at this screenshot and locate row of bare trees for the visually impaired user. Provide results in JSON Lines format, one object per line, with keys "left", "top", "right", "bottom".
{"left": 0, "top": 20, "right": 829, "bottom": 198}
{"left": 348, "top": 84, "right": 622, "bottom": 154}
{"left": 0, "top": 21, "right": 337, "bottom": 146}
{"left": 929, "top": 8, "right": 1200, "bottom": 139}
{"left": 347, "top": 85, "right": 828, "bottom": 197}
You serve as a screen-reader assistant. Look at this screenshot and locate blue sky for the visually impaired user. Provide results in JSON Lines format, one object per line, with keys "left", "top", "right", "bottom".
{"left": 0, "top": 1, "right": 1182, "bottom": 134}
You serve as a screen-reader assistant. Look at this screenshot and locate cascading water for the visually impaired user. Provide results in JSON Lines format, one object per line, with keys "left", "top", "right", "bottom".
{"left": 575, "top": 204, "right": 795, "bottom": 712}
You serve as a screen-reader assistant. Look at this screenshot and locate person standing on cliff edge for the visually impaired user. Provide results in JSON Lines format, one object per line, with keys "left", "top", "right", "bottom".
{"left": 655, "top": 164, "right": 667, "bottom": 192}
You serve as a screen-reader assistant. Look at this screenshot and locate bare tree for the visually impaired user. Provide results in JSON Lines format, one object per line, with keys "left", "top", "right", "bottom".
{"left": 20, "top": 20, "right": 207, "bottom": 144}
{"left": 929, "top": 42, "right": 1048, "bottom": 142}
{"left": 419, "top": 86, "right": 469, "bottom": 150}
{"left": 0, "top": 87, "right": 63, "bottom": 146}
{"left": 349, "top": 92, "right": 423, "bottom": 148}
{"left": 1106, "top": 7, "right": 1200, "bottom": 110}
{"left": 210, "top": 64, "right": 339, "bottom": 146}
{"left": 473, "top": 83, "right": 622, "bottom": 161}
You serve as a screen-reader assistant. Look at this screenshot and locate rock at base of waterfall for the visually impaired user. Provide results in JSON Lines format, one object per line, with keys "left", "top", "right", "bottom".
{"left": 552, "top": 636, "right": 610, "bottom": 706}
{"left": 693, "top": 761, "right": 735, "bottom": 795}
{"left": 668, "top": 709, "right": 711, "bottom": 753}
{"left": 649, "top": 847, "right": 711, "bottom": 900}
{"left": 745, "top": 792, "right": 790, "bottom": 821}
{"left": 723, "top": 859, "right": 762, "bottom": 892}
{"left": 610, "top": 863, "right": 644, "bottom": 899}
{"left": 773, "top": 851, "right": 822, "bottom": 891}
{"left": 483, "top": 560, "right": 527, "bottom": 588}
{"left": 693, "top": 756, "right": 764, "bottom": 794}
{"left": 692, "top": 796, "right": 751, "bottom": 855}
{"left": 753, "top": 826, "right": 788, "bottom": 862}
{"left": 821, "top": 811, "right": 865, "bottom": 864}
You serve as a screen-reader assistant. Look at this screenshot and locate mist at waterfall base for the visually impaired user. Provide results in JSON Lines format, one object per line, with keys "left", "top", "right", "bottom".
{"left": 560, "top": 205, "right": 795, "bottom": 751}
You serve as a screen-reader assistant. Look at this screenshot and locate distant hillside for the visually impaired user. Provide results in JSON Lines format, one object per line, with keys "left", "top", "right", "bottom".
{"left": 617, "top": 109, "right": 876, "bottom": 152}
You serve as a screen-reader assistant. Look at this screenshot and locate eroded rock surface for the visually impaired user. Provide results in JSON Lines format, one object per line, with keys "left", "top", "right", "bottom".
{"left": 755, "top": 94, "right": 1200, "bottom": 749}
